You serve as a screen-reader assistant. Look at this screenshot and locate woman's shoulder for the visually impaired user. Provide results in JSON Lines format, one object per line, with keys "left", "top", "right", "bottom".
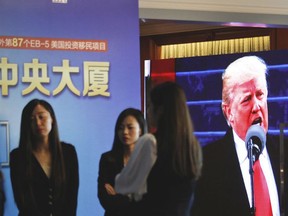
{"left": 137, "top": 133, "right": 157, "bottom": 147}
{"left": 60, "top": 142, "right": 78, "bottom": 157}
{"left": 99, "top": 151, "right": 121, "bottom": 165}
{"left": 141, "top": 133, "right": 156, "bottom": 142}
{"left": 10, "top": 147, "right": 21, "bottom": 154}
{"left": 9, "top": 147, "right": 25, "bottom": 167}
{"left": 61, "top": 141, "right": 75, "bottom": 149}
{"left": 101, "top": 150, "right": 113, "bottom": 157}
{"left": 10, "top": 147, "right": 23, "bottom": 159}
{"left": 100, "top": 150, "right": 115, "bottom": 160}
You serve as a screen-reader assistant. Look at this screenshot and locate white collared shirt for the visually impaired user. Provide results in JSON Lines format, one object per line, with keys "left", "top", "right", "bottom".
{"left": 233, "top": 130, "right": 280, "bottom": 216}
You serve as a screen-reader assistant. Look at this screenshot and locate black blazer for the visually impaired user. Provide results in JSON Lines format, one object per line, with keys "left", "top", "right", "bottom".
{"left": 143, "top": 152, "right": 197, "bottom": 216}
{"left": 191, "top": 128, "right": 281, "bottom": 216}
{"left": 10, "top": 142, "right": 79, "bottom": 216}
{"left": 98, "top": 151, "right": 141, "bottom": 216}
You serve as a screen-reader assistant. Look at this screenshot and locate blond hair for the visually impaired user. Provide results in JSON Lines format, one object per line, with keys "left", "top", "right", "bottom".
{"left": 221, "top": 56, "right": 268, "bottom": 124}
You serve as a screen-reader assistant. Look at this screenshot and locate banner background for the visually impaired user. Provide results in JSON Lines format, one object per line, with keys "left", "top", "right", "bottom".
{"left": 0, "top": 0, "right": 140, "bottom": 215}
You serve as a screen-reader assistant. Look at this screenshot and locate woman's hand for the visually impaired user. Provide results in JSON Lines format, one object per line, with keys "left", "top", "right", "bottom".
{"left": 104, "top": 183, "right": 116, "bottom": 195}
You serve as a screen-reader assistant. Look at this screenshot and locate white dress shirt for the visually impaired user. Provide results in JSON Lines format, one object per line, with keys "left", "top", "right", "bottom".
{"left": 115, "top": 133, "right": 157, "bottom": 201}
{"left": 233, "top": 130, "right": 280, "bottom": 216}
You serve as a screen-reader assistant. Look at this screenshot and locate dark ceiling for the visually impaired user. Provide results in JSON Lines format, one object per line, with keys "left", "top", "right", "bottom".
{"left": 139, "top": 19, "right": 228, "bottom": 36}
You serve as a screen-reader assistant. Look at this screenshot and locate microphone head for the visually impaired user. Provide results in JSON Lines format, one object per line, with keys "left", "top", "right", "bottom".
{"left": 245, "top": 124, "right": 266, "bottom": 161}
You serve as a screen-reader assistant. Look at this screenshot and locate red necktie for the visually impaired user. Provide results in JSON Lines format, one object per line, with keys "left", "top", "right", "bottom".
{"left": 253, "top": 160, "right": 273, "bottom": 216}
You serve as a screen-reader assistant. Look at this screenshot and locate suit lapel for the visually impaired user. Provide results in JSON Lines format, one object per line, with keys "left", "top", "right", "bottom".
{"left": 220, "top": 129, "right": 251, "bottom": 213}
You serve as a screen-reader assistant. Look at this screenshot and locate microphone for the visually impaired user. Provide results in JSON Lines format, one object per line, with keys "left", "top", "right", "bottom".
{"left": 245, "top": 124, "right": 266, "bottom": 162}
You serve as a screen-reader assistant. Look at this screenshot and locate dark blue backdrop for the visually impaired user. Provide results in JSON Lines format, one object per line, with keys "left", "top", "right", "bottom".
{"left": 173, "top": 50, "right": 288, "bottom": 146}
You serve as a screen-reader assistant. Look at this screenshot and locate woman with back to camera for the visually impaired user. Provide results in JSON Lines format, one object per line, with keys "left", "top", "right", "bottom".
{"left": 97, "top": 108, "right": 148, "bottom": 216}
{"left": 144, "top": 81, "right": 203, "bottom": 216}
{"left": 10, "top": 99, "right": 79, "bottom": 216}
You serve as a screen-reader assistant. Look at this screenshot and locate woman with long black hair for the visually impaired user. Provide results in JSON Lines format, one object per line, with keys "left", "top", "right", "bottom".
{"left": 10, "top": 99, "right": 79, "bottom": 216}
{"left": 144, "top": 82, "right": 203, "bottom": 216}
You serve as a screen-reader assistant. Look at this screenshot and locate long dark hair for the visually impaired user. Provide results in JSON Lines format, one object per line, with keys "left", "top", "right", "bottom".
{"left": 111, "top": 108, "right": 147, "bottom": 156}
{"left": 19, "top": 99, "right": 66, "bottom": 201}
{"left": 150, "top": 82, "right": 202, "bottom": 179}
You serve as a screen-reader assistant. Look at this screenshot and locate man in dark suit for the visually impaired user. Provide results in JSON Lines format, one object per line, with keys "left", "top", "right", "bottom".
{"left": 191, "top": 56, "right": 282, "bottom": 216}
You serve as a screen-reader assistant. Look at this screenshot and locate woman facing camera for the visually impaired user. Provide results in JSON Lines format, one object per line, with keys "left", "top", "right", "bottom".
{"left": 98, "top": 108, "right": 148, "bottom": 216}
{"left": 10, "top": 99, "right": 79, "bottom": 216}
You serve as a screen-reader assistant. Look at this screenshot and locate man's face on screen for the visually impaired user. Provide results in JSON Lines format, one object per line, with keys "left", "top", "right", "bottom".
{"left": 224, "top": 77, "right": 268, "bottom": 141}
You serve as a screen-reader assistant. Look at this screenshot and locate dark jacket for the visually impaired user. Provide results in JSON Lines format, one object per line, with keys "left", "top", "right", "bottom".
{"left": 98, "top": 151, "right": 141, "bottom": 216}
{"left": 141, "top": 151, "right": 197, "bottom": 216}
{"left": 10, "top": 143, "right": 79, "bottom": 216}
{"left": 191, "top": 128, "right": 281, "bottom": 216}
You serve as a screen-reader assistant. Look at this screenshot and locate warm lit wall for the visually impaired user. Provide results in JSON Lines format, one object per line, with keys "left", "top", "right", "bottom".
{"left": 140, "top": 27, "right": 288, "bottom": 62}
{"left": 139, "top": 0, "right": 288, "bottom": 26}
